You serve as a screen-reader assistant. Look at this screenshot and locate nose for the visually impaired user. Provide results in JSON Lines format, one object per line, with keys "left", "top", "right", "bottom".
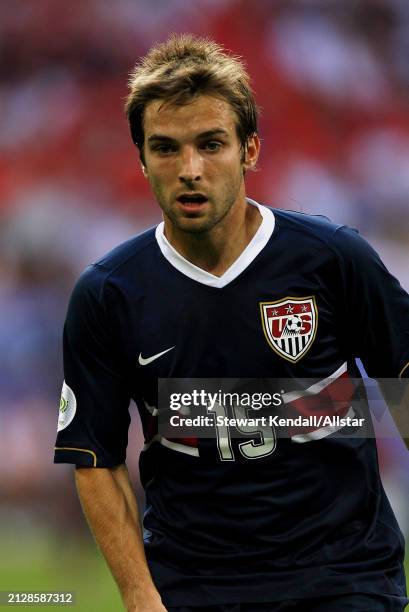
{"left": 178, "top": 146, "right": 202, "bottom": 184}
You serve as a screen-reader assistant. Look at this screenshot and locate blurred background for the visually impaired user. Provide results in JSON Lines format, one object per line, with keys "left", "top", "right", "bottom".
{"left": 0, "top": 0, "right": 408, "bottom": 609}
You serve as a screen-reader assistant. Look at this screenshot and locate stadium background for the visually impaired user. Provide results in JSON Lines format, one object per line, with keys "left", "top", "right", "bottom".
{"left": 0, "top": 0, "right": 408, "bottom": 609}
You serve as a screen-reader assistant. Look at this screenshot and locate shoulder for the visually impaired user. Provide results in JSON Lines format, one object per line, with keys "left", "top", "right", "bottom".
{"left": 269, "top": 207, "right": 376, "bottom": 259}
{"left": 94, "top": 227, "right": 157, "bottom": 272}
{"left": 94, "top": 225, "right": 158, "bottom": 277}
{"left": 271, "top": 207, "right": 343, "bottom": 244}
{"left": 69, "top": 226, "right": 158, "bottom": 307}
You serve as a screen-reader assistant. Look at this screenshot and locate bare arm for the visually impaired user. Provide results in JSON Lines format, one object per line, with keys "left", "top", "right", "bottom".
{"left": 75, "top": 464, "right": 166, "bottom": 612}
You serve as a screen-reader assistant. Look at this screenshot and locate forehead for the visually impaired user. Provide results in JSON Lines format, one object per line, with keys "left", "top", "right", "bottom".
{"left": 143, "top": 94, "right": 238, "bottom": 140}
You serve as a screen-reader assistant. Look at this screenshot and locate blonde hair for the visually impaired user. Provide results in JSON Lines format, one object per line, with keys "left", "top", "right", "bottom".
{"left": 125, "top": 33, "right": 258, "bottom": 163}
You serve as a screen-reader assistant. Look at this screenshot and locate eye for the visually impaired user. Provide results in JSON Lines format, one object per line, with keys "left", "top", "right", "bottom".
{"left": 152, "top": 143, "right": 176, "bottom": 155}
{"left": 202, "top": 141, "right": 223, "bottom": 152}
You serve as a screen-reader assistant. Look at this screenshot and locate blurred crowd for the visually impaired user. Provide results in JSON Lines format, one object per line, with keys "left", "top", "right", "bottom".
{"left": 0, "top": 0, "right": 408, "bottom": 535}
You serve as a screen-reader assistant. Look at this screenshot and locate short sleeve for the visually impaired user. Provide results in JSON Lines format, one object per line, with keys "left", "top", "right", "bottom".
{"left": 54, "top": 265, "right": 132, "bottom": 467}
{"left": 332, "top": 227, "right": 409, "bottom": 379}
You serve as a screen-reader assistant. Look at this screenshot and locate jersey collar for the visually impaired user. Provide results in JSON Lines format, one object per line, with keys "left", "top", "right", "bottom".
{"left": 155, "top": 199, "right": 275, "bottom": 288}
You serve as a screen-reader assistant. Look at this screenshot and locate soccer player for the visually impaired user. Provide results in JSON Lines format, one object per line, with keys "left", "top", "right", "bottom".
{"left": 54, "top": 35, "right": 409, "bottom": 611}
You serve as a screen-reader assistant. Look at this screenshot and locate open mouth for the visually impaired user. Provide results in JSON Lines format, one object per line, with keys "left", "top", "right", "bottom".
{"left": 177, "top": 194, "right": 208, "bottom": 208}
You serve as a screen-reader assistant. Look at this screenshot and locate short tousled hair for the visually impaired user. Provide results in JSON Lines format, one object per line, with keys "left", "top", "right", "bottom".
{"left": 125, "top": 34, "right": 259, "bottom": 164}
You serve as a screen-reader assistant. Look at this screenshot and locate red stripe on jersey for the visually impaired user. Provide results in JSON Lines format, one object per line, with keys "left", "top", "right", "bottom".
{"left": 285, "top": 372, "right": 355, "bottom": 436}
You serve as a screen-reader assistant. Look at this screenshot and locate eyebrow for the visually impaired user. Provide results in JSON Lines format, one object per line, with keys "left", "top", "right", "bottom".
{"left": 147, "top": 129, "right": 229, "bottom": 143}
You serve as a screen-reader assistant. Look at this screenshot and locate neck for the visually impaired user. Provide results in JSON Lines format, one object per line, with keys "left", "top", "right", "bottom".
{"left": 163, "top": 197, "right": 262, "bottom": 277}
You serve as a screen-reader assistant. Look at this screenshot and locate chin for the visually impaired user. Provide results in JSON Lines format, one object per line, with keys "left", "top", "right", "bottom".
{"left": 176, "top": 218, "right": 215, "bottom": 234}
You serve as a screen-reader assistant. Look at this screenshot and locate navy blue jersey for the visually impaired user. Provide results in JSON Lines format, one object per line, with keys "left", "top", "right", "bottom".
{"left": 54, "top": 201, "right": 409, "bottom": 606}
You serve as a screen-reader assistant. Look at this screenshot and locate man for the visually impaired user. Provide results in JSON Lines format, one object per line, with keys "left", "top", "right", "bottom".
{"left": 54, "top": 34, "right": 409, "bottom": 611}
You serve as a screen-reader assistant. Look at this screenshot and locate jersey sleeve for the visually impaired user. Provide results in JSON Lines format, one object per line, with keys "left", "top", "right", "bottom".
{"left": 332, "top": 227, "right": 409, "bottom": 379}
{"left": 54, "top": 265, "right": 132, "bottom": 467}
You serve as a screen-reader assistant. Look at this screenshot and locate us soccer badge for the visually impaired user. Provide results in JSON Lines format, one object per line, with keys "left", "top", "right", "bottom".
{"left": 260, "top": 296, "right": 318, "bottom": 363}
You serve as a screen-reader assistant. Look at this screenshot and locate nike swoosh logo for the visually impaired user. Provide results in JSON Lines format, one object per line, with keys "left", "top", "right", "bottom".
{"left": 138, "top": 346, "right": 175, "bottom": 366}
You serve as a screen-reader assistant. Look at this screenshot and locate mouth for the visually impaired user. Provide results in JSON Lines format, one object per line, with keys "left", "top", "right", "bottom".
{"left": 176, "top": 193, "right": 208, "bottom": 212}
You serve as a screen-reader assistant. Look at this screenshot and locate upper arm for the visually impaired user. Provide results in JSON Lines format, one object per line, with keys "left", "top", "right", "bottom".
{"left": 333, "top": 227, "right": 409, "bottom": 379}
{"left": 54, "top": 266, "right": 132, "bottom": 467}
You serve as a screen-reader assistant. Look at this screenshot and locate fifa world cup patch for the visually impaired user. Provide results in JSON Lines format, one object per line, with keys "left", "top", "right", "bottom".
{"left": 260, "top": 296, "right": 318, "bottom": 363}
{"left": 58, "top": 381, "right": 77, "bottom": 431}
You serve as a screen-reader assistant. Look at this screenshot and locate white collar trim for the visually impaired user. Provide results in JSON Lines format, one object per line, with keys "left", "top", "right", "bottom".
{"left": 155, "top": 199, "right": 275, "bottom": 288}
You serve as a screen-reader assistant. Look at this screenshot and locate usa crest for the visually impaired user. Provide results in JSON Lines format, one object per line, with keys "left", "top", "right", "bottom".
{"left": 260, "top": 296, "right": 318, "bottom": 363}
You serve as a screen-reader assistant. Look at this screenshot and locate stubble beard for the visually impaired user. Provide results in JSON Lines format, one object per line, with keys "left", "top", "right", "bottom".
{"left": 168, "top": 195, "right": 236, "bottom": 235}
{"left": 154, "top": 171, "right": 244, "bottom": 236}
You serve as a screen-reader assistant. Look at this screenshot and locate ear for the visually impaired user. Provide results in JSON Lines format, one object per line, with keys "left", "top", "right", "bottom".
{"left": 141, "top": 163, "right": 148, "bottom": 178}
{"left": 242, "top": 134, "right": 260, "bottom": 171}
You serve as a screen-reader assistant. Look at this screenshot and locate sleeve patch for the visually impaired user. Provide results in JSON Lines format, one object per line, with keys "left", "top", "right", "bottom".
{"left": 58, "top": 381, "right": 77, "bottom": 432}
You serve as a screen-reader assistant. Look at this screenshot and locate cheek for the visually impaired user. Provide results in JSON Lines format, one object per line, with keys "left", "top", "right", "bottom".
{"left": 147, "top": 171, "right": 171, "bottom": 200}
{"left": 149, "top": 162, "right": 174, "bottom": 183}
{"left": 219, "top": 151, "right": 243, "bottom": 173}
{"left": 222, "top": 160, "right": 244, "bottom": 184}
